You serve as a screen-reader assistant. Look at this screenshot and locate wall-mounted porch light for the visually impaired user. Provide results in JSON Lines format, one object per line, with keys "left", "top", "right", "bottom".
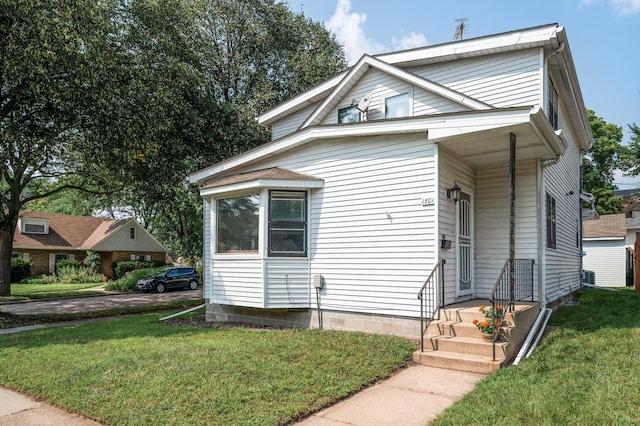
{"left": 441, "top": 234, "right": 452, "bottom": 249}
{"left": 446, "top": 182, "right": 461, "bottom": 203}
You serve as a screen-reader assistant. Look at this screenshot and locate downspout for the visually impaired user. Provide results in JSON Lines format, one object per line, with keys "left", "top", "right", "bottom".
{"left": 538, "top": 156, "right": 561, "bottom": 309}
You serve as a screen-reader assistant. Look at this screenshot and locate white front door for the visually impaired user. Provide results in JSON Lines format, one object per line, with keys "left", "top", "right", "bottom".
{"left": 456, "top": 192, "right": 473, "bottom": 297}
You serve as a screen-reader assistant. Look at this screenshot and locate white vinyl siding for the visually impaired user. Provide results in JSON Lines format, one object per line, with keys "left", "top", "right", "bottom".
{"left": 203, "top": 198, "right": 212, "bottom": 300}
{"left": 474, "top": 160, "right": 539, "bottom": 298}
{"left": 320, "top": 69, "right": 466, "bottom": 126}
{"left": 258, "top": 134, "right": 436, "bottom": 317}
{"left": 271, "top": 103, "right": 317, "bottom": 140}
{"left": 582, "top": 239, "right": 626, "bottom": 287}
{"left": 211, "top": 258, "right": 264, "bottom": 307}
{"left": 409, "top": 49, "right": 542, "bottom": 108}
{"left": 265, "top": 259, "right": 310, "bottom": 307}
{"left": 437, "top": 147, "right": 475, "bottom": 304}
{"left": 542, "top": 98, "right": 583, "bottom": 302}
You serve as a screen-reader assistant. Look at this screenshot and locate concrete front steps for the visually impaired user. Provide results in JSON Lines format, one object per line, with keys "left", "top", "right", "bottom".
{"left": 413, "top": 300, "right": 539, "bottom": 374}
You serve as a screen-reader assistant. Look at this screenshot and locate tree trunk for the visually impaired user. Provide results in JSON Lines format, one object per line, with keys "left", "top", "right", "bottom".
{"left": 0, "top": 215, "right": 19, "bottom": 297}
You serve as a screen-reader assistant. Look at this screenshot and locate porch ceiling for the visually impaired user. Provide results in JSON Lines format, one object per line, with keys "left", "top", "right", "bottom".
{"left": 433, "top": 120, "right": 562, "bottom": 167}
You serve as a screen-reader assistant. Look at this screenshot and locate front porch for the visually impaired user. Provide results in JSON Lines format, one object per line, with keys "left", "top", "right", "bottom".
{"left": 413, "top": 300, "right": 540, "bottom": 374}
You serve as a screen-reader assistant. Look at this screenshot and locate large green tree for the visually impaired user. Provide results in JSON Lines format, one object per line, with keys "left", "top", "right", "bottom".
{"left": 582, "top": 109, "right": 626, "bottom": 215}
{"left": 623, "top": 123, "right": 640, "bottom": 182}
{"left": 2, "top": 0, "right": 346, "bottom": 292}
{"left": 0, "top": 0, "right": 133, "bottom": 295}
{"left": 94, "top": 0, "right": 346, "bottom": 262}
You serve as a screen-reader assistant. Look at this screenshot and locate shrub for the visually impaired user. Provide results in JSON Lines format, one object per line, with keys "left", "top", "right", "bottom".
{"left": 20, "top": 275, "right": 57, "bottom": 285}
{"left": 112, "top": 261, "right": 153, "bottom": 279}
{"left": 57, "top": 265, "right": 104, "bottom": 284}
{"left": 10, "top": 257, "right": 31, "bottom": 282}
{"left": 56, "top": 259, "right": 81, "bottom": 270}
{"left": 82, "top": 250, "right": 102, "bottom": 273}
{"left": 106, "top": 267, "right": 166, "bottom": 292}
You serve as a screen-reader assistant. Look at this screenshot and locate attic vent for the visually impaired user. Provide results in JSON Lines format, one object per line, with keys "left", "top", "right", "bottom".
{"left": 19, "top": 218, "right": 49, "bottom": 234}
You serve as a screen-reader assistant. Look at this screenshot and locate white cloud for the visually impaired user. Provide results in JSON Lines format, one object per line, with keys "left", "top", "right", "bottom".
{"left": 611, "top": 0, "right": 640, "bottom": 14}
{"left": 581, "top": 0, "right": 640, "bottom": 14}
{"left": 392, "top": 31, "right": 429, "bottom": 51}
{"left": 325, "top": 0, "right": 386, "bottom": 64}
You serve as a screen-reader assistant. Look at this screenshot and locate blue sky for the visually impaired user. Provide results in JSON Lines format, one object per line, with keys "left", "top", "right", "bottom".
{"left": 284, "top": 0, "right": 640, "bottom": 186}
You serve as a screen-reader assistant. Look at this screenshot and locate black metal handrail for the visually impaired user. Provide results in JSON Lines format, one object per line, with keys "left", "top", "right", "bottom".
{"left": 489, "top": 258, "right": 535, "bottom": 360}
{"left": 417, "top": 259, "right": 445, "bottom": 352}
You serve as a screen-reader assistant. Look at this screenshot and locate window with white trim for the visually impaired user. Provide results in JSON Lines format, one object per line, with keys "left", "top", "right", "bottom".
{"left": 337, "top": 105, "right": 361, "bottom": 123}
{"left": 268, "top": 191, "right": 307, "bottom": 257}
{"left": 384, "top": 92, "right": 410, "bottom": 119}
{"left": 216, "top": 194, "right": 260, "bottom": 253}
{"left": 129, "top": 227, "right": 136, "bottom": 240}
{"left": 19, "top": 218, "right": 49, "bottom": 234}
{"left": 546, "top": 193, "right": 557, "bottom": 249}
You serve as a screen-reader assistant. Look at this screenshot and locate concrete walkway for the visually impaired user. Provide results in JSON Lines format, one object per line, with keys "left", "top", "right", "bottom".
{"left": 1, "top": 365, "right": 484, "bottom": 426}
{"left": 0, "top": 290, "right": 487, "bottom": 425}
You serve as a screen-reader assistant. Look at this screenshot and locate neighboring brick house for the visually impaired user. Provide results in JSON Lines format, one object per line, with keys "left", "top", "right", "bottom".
{"left": 12, "top": 211, "right": 168, "bottom": 278}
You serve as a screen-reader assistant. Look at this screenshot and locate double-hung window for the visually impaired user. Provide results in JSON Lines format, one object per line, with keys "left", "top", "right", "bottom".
{"left": 268, "top": 191, "right": 307, "bottom": 257}
{"left": 546, "top": 193, "right": 557, "bottom": 249}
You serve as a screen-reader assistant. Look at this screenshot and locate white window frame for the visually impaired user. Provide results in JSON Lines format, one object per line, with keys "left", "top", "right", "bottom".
{"left": 19, "top": 218, "right": 49, "bottom": 234}
{"left": 268, "top": 190, "right": 308, "bottom": 258}
{"left": 383, "top": 91, "right": 412, "bottom": 119}
{"left": 337, "top": 105, "right": 361, "bottom": 123}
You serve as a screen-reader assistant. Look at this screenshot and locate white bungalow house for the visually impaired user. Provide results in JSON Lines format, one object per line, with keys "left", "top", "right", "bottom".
{"left": 189, "top": 24, "right": 591, "bottom": 357}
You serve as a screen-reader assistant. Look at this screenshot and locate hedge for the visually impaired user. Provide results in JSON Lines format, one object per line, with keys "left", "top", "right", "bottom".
{"left": 10, "top": 257, "right": 31, "bottom": 282}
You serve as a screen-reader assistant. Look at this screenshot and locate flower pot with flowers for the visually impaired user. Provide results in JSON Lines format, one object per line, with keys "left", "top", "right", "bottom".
{"left": 472, "top": 304, "right": 507, "bottom": 341}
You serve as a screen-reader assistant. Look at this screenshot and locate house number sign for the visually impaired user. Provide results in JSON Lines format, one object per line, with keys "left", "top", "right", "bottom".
{"left": 421, "top": 195, "right": 435, "bottom": 206}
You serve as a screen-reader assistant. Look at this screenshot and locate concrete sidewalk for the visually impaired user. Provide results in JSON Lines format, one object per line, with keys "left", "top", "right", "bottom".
{"left": 0, "top": 387, "right": 102, "bottom": 425}
{"left": 300, "top": 365, "right": 485, "bottom": 425}
{"left": 0, "top": 365, "right": 484, "bottom": 426}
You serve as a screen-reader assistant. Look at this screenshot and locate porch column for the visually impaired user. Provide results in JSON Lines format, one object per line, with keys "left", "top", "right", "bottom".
{"left": 509, "top": 133, "right": 516, "bottom": 304}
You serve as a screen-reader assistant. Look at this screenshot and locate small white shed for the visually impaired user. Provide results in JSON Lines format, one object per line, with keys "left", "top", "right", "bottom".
{"left": 583, "top": 214, "right": 626, "bottom": 287}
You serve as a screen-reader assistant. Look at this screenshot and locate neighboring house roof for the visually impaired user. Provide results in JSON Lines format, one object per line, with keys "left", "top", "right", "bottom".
{"left": 583, "top": 214, "right": 626, "bottom": 239}
{"left": 13, "top": 211, "right": 165, "bottom": 252}
{"left": 626, "top": 217, "right": 640, "bottom": 230}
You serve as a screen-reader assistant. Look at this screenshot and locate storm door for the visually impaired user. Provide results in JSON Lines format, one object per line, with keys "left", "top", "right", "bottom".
{"left": 456, "top": 191, "right": 473, "bottom": 296}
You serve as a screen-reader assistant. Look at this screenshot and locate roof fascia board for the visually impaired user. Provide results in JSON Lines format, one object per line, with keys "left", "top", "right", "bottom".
{"left": 190, "top": 107, "right": 534, "bottom": 184}
{"left": 553, "top": 27, "right": 592, "bottom": 150}
{"left": 258, "top": 73, "right": 346, "bottom": 126}
{"left": 583, "top": 236, "right": 625, "bottom": 241}
{"left": 377, "top": 24, "right": 558, "bottom": 66}
{"left": 201, "top": 179, "right": 324, "bottom": 197}
{"left": 88, "top": 218, "right": 168, "bottom": 252}
{"left": 301, "top": 55, "right": 373, "bottom": 128}
{"left": 302, "top": 56, "right": 492, "bottom": 128}
{"left": 258, "top": 24, "right": 559, "bottom": 130}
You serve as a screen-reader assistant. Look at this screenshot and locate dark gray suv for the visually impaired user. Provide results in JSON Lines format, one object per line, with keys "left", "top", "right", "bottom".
{"left": 136, "top": 267, "right": 201, "bottom": 293}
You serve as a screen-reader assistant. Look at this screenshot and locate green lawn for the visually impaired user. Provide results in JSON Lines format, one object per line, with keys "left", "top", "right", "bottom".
{"left": 0, "top": 282, "right": 104, "bottom": 302}
{"left": 431, "top": 288, "right": 640, "bottom": 425}
{"left": 0, "top": 312, "right": 416, "bottom": 425}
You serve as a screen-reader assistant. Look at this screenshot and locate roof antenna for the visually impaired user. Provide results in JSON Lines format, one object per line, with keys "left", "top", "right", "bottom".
{"left": 453, "top": 18, "right": 468, "bottom": 40}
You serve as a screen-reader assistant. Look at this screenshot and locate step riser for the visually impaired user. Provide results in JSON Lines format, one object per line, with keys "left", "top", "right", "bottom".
{"left": 415, "top": 301, "right": 540, "bottom": 373}
{"left": 413, "top": 351, "right": 502, "bottom": 375}
{"left": 432, "top": 338, "right": 507, "bottom": 358}
{"left": 440, "top": 309, "right": 516, "bottom": 324}
{"left": 429, "top": 321, "right": 514, "bottom": 339}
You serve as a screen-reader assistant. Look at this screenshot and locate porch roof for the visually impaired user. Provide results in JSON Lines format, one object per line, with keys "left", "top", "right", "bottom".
{"left": 199, "top": 167, "right": 324, "bottom": 197}
{"left": 190, "top": 106, "right": 564, "bottom": 185}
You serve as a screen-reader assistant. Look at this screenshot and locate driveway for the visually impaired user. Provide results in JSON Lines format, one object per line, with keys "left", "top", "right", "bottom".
{"left": 0, "top": 288, "right": 203, "bottom": 316}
